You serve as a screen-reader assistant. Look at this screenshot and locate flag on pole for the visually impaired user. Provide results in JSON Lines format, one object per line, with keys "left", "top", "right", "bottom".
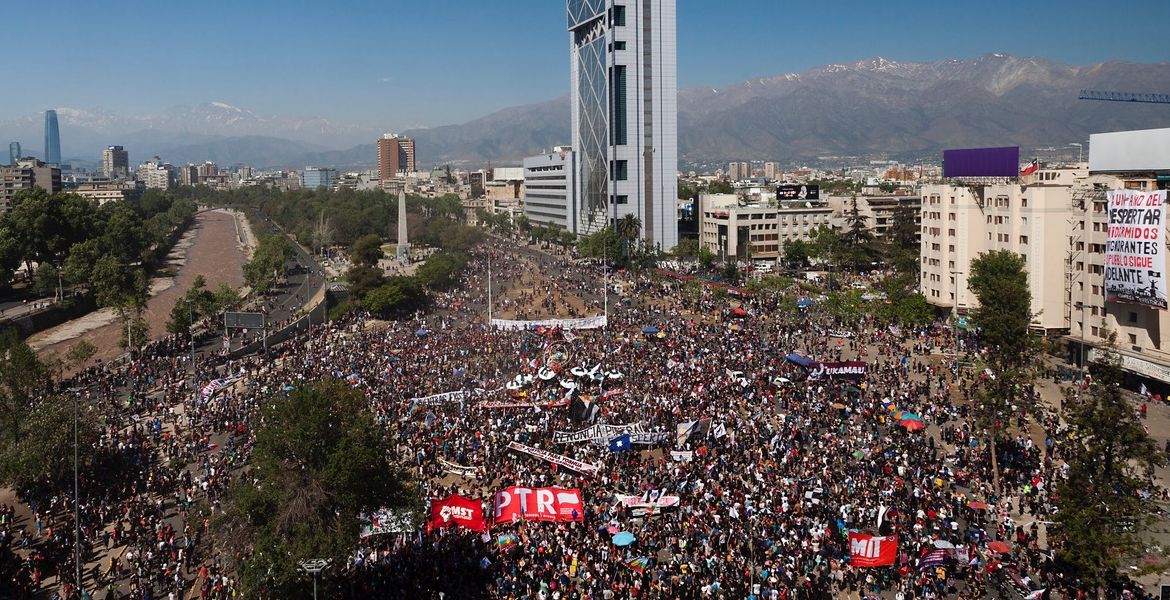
{"left": 608, "top": 434, "right": 632, "bottom": 453}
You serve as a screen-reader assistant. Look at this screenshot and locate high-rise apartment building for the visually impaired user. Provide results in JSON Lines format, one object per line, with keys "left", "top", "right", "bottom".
{"left": 43, "top": 110, "right": 61, "bottom": 166}
{"left": 198, "top": 162, "right": 218, "bottom": 180}
{"left": 102, "top": 145, "right": 130, "bottom": 179}
{"left": 567, "top": 0, "right": 678, "bottom": 251}
{"left": 0, "top": 158, "right": 61, "bottom": 213}
{"left": 377, "top": 134, "right": 416, "bottom": 180}
{"left": 8, "top": 142, "right": 20, "bottom": 165}
{"left": 178, "top": 164, "right": 199, "bottom": 187}
{"left": 764, "top": 162, "right": 779, "bottom": 180}
{"left": 137, "top": 157, "right": 174, "bottom": 190}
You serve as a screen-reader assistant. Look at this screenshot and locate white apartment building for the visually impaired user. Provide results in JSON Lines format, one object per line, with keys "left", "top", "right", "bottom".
{"left": 522, "top": 147, "right": 577, "bottom": 231}
{"left": 567, "top": 0, "right": 678, "bottom": 251}
{"left": 698, "top": 194, "right": 833, "bottom": 262}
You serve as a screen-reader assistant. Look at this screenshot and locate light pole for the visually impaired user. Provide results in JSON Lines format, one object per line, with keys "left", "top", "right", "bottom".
{"left": 67, "top": 386, "right": 85, "bottom": 599}
{"left": 1069, "top": 142, "right": 1083, "bottom": 164}
{"left": 298, "top": 558, "right": 330, "bottom": 600}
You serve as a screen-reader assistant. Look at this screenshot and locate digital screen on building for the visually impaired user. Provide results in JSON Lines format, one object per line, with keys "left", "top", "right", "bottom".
{"left": 777, "top": 185, "right": 819, "bottom": 200}
{"left": 942, "top": 147, "right": 1020, "bottom": 178}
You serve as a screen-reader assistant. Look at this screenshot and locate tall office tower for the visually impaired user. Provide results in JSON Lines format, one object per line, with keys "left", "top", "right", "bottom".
{"left": 8, "top": 142, "right": 20, "bottom": 165}
{"left": 102, "top": 145, "right": 130, "bottom": 179}
{"left": 377, "top": 134, "right": 417, "bottom": 180}
{"left": 567, "top": 0, "right": 678, "bottom": 251}
{"left": 43, "top": 110, "right": 61, "bottom": 166}
{"left": 764, "top": 162, "right": 778, "bottom": 180}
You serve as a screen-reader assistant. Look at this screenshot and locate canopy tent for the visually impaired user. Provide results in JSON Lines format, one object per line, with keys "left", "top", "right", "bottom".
{"left": 785, "top": 353, "right": 816, "bottom": 368}
{"left": 641, "top": 326, "right": 660, "bottom": 335}
{"left": 730, "top": 307, "right": 748, "bottom": 317}
{"left": 796, "top": 299, "right": 815, "bottom": 308}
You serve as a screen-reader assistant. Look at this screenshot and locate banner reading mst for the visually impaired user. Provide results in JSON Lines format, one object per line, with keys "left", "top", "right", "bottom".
{"left": 1106, "top": 190, "right": 1168, "bottom": 310}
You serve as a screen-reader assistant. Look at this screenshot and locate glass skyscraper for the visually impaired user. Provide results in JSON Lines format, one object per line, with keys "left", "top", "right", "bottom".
{"left": 43, "top": 109, "right": 61, "bottom": 166}
{"left": 566, "top": 0, "right": 678, "bottom": 251}
{"left": 7, "top": 142, "right": 19, "bottom": 165}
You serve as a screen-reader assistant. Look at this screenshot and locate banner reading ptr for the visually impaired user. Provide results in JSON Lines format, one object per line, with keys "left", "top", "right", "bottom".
{"left": 1106, "top": 190, "right": 1169, "bottom": 310}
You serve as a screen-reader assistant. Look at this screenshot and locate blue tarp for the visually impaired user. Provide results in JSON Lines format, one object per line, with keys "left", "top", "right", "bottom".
{"left": 796, "top": 299, "right": 815, "bottom": 308}
{"left": 786, "top": 353, "right": 815, "bottom": 367}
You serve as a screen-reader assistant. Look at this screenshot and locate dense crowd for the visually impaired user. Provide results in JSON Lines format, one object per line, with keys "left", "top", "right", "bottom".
{"left": 1, "top": 241, "right": 1165, "bottom": 600}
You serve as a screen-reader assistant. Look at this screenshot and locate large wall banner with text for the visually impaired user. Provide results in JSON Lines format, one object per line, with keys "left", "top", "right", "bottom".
{"left": 1107, "top": 190, "right": 1169, "bottom": 310}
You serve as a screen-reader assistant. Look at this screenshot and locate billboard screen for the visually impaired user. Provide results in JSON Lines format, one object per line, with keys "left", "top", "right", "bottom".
{"left": 1105, "top": 189, "right": 1169, "bottom": 310}
{"left": 1090, "top": 128, "right": 1170, "bottom": 173}
{"left": 942, "top": 146, "right": 1020, "bottom": 178}
{"left": 776, "top": 184, "right": 820, "bottom": 200}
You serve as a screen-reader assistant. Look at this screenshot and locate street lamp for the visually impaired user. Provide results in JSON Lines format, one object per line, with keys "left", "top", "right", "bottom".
{"left": 298, "top": 558, "right": 330, "bottom": 600}
{"left": 1069, "top": 143, "right": 1083, "bottom": 164}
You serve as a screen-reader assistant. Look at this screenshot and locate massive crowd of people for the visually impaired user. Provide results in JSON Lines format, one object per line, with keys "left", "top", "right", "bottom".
{"left": 1, "top": 240, "right": 1165, "bottom": 599}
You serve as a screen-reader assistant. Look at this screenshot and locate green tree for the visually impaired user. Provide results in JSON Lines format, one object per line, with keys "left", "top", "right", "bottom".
{"left": 349, "top": 234, "right": 384, "bottom": 267}
{"left": 218, "top": 381, "right": 416, "bottom": 597}
{"left": 672, "top": 238, "right": 700, "bottom": 258}
{"left": 842, "top": 197, "right": 876, "bottom": 271}
{"left": 781, "top": 239, "right": 811, "bottom": 269}
{"left": 708, "top": 180, "right": 734, "bottom": 194}
{"left": 968, "top": 249, "right": 1034, "bottom": 492}
{"left": 244, "top": 234, "right": 293, "bottom": 296}
{"left": 363, "top": 277, "right": 424, "bottom": 317}
{"left": 415, "top": 252, "right": 468, "bottom": 290}
{"left": 344, "top": 265, "right": 386, "bottom": 301}
{"left": 678, "top": 182, "right": 697, "bottom": 200}
{"left": 883, "top": 204, "right": 920, "bottom": 275}
{"left": 697, "top": 245, "right": 715, "bottom": 269}
{"left": 91, "top": 255, "right": 148, "bottom": 310}
{"left": 1055, "top": 339, "right": 1166, "bottom": 596}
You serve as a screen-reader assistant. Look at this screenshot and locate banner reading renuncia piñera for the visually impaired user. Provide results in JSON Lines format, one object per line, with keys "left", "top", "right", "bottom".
{"left": 1107, "top": 190, "right": 1169, "bottom": 310}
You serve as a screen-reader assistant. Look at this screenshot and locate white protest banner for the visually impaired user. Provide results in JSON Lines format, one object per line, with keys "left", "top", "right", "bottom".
{"left": 1106, "top": 190, "right": 1169, "bottom": 309}
{"left": 199, "top": 372, "right": 243, "bottom": 401}
{"left": 506, "top": 441, "right": 602, "bottom": 476}
{"left": 670, "top": 450, "right": 693, "bottom": 462}
{"left": 409, "top": 390, "right": 466, "bottom": 406}
{"left": 553, "top": 424, "right": 666, "bottom": 445}
{"left": 438, "top": 458, "right": 478, "bottom": 479}
{"left": 491, "top": 315, "right": 608, "bottom": 331}
{"left": 615, "top": 493, "right": 681, "bottom": 509}
{"left": 359, "top": 509, "right": 416, "bottom": 538}
{"left": 476, "top": 398, "right": 569, "bottom": 410}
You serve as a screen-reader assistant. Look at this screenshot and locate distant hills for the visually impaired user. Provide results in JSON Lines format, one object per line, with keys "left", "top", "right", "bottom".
{"left": 3, "top": 54, "right": 1169, "bottom": 169}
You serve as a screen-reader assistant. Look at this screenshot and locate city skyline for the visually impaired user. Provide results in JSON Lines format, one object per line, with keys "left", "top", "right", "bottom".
{"left": 3, "top": 0, "right": 1168, "bottom": 134}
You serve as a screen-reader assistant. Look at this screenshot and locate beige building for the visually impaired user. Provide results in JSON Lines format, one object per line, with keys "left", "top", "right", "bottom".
{"left": 72, "top": 181, "right": 141, "bottom": 205}
{"left": 101, "top": 145, "right": 130, "bottom": 179}
{"left": 699, "top": 194, "right": 833, "bottom": 262}
{"left": 826, "top": 194, "right": 922, "bottom": 239}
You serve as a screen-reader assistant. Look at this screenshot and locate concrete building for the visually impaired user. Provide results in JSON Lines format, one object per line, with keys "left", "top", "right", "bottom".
{"left": 136, "top": 157, "right": 173, "bottom": 190}
{"left": 698, "top": 194, "right": 833, "bottom": 262}
{"left": 102, "top": 146, "right": 130, "bottom": 179}
{"left": 826, "top": 194, "right": 922, "bottom": 240}
{"left": 727, "top": 162, "right": 750, "bottom": 181}
{"left": 178, "top": 164, "right": 199, "bottom": 187}
{"left": 197, "top": 161, "right": 218, "bottom": 180}
{"left": 71, "top": 181, "right": 141, "bottom": 205}
{"left": 522, "top": 147, "right": 577, "bottom": 231}
{"left": 764, "top": 162, "right": 779, "bottom": 181}
{"left": 486, "top": 167, "right": 525, "bottom": 201}
{"left": 301, "top": 166, "right": 338, "bottom": 189}
{"left": 567, "top": 0, "right": 678, "bottom": 251}
{"left": 377, "top": 134, "right": 416, "bottom": 180}
{"left": 0, "top": 158, "right": 62, "bottom": 212}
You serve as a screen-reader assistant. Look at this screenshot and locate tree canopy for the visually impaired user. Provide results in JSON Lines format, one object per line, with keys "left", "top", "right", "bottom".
{"left": 218, "top": 380, "right": 415, "bottom": 597}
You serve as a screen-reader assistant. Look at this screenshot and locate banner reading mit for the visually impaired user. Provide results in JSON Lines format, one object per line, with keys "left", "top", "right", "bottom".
{"left": 1106, "top": 190, "right": 1169, "bottom": 310}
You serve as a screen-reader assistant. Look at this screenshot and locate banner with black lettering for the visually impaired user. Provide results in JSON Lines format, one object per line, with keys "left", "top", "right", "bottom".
{"left": 553, "top": 424, "right": 668, "bottom": 445}
{"left": 409, "top": 390, "right": 466, "bottom": 406}
{"left": 1106, "top": 190, "right": 1169, "bottom": 309}
{"left": 507, "top": 441, "right": 602, "bottom": 476}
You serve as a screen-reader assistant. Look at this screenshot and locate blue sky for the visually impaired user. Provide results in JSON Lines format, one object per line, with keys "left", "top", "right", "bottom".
{"left": 8, "top": 0, "right": 1169, "bottom": 130}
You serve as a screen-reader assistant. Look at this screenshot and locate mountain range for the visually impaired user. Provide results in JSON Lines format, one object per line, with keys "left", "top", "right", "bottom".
{"left": 3, "top": 54, "right": 1169, "bottom": 170}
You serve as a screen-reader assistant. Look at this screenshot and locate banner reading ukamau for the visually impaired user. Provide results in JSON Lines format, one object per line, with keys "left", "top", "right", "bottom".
{"left": 1106, "top": 190, "right": 1169, "bottom": 309}
{"left": 493, "top": 486, "right": 584, "bottom": 524}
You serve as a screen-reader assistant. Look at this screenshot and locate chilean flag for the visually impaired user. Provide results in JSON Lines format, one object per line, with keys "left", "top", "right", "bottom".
{"left": 1020, "top": 159, "right": 1038, "bottom": 177}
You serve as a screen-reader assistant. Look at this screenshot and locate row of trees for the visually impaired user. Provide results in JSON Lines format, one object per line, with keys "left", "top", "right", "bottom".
{"left": 0, "top": 188, "right": 197, "bottom": 299}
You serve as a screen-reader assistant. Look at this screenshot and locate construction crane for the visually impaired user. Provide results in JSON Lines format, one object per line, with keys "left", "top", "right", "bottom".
{"left": 1078, "top": 89, "right": 1170, "bottom": 104}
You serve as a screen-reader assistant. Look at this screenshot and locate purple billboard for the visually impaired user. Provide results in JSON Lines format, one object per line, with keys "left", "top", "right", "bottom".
{"left": 942, "top": 146, "right": 1020, "bottom": 178}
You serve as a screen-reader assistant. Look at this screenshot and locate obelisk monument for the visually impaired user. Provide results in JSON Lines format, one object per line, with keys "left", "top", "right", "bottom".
{"left": 396, "top": 186, "right": 410, "bottom": 261}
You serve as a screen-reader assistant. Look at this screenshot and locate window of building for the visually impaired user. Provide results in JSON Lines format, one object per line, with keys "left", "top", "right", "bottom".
{"left": 1019, "top": 235, "right": 1028, "bottom": 244}
{"left": 614, "top": 41, "right": 626, "bottom": 50}
{"left": 611, "top": 66, "right": 627, "bottom": 145}
{"left": 1129, "top": 311, "right": 1138, "bottom": 323}
{"left": 1021, "top": 198, "right": 1028, "bottom": 208}
{"left": 613, "top": 4, "right": 626, "bottom": 25}
{"left": 1091, "top": 326, "right": 1099, "bottom": 337}
{"left": 948, "top": 245, "right": 955, "bottom": 252}
{"left": 611, "top": 159, "right": 628, "bottom": 181}
{"left": 613, "top": 195, "right": 628, "bottom": 205}
{"left": 1129, "top": 333, "right": 1138, "bottom": 345}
